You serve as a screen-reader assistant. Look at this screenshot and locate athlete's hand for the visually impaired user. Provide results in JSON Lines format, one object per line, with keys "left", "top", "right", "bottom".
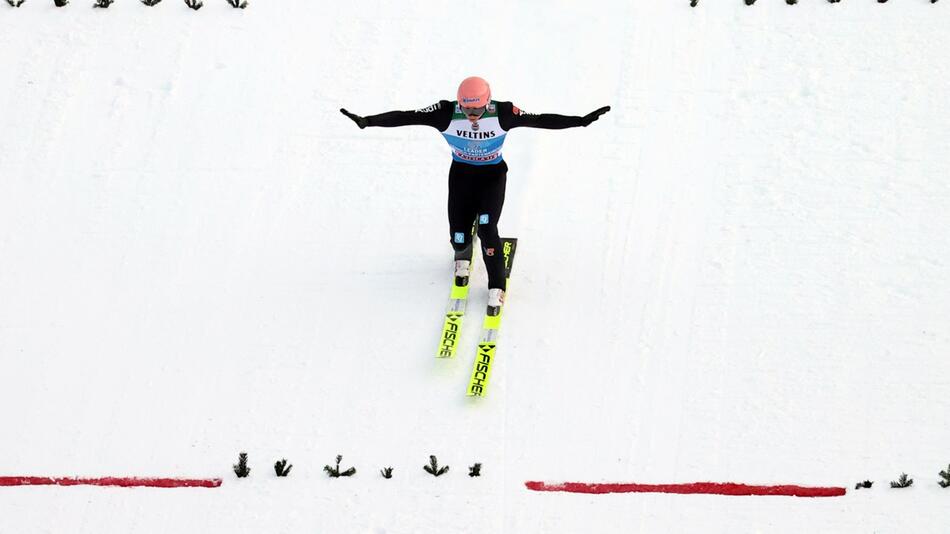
{"left": 581, "top": 106, "right": 611, "bottom": 126}
{"left": 340, "top": 108, "right": 369, "bottom": 129}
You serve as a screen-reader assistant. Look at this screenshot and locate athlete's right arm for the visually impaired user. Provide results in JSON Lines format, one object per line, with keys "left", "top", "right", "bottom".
{"left": 340, "top": 100, "right": 453, "bottom": 130}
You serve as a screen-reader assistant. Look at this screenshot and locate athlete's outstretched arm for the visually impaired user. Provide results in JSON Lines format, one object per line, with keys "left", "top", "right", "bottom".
{"left": 340, "top": 100, "right": 454, "bottom": 130}
{"left": 498, "top": 102, "right": 611, "bottom": 130}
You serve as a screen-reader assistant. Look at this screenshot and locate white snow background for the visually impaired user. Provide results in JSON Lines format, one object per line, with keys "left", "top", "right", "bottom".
{"left": 1, "top": 0, "right": 949, "bottom": 532}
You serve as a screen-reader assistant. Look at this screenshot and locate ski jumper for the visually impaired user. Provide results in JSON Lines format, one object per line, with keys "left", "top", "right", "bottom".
{"left": 363, "top": 100, "right": 587, "bottom": 290}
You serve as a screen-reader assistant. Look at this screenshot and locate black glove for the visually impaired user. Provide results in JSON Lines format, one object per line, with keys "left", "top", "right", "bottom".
{"left": 581, "top": 106, "right": 611, "bottom": 126}
{"left": 340, "top": 108, "right": 369, "bottom": 129}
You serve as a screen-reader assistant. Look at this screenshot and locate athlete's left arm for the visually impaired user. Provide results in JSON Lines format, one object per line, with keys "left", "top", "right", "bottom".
{"left": 496, "top": 102, "right": 611, "bottom": 130}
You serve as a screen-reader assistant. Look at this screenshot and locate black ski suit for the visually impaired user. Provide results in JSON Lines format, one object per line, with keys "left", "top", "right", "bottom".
{"left": 358, "top": 100, "right": 593, "bottom": 290}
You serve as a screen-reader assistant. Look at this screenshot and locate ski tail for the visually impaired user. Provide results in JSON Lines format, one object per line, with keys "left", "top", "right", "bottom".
{"left": 501, "top": 237, "right": 517, "bottom": 279}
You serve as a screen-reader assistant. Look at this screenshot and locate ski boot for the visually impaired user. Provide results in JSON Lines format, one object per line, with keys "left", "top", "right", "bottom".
{"left": 454, "top": 260, "right": 471, "bottom": 287}
{"left": 487, "top": 288, "right": 505, "bottom": 317}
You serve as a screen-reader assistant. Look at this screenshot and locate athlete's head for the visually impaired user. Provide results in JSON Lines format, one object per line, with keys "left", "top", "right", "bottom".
{"left": 457, "top": 76, "right": 491, "bottom": 122}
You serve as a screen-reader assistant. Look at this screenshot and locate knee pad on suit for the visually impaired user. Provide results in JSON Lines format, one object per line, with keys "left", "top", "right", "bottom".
{"left": 452, "top": 241, "right": 473, "bottom": 259}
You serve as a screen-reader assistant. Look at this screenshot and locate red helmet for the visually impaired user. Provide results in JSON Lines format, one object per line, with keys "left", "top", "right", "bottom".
{"left": 457, "top": 76, "right": 491, "bottom": 108}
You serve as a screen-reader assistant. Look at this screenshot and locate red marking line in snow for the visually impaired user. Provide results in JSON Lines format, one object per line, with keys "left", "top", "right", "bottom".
{"left": 525, "top": 481, "right": 846, "bottom": 498}
{"left": 0, "top": 477, "right": 222, "bottom": 488}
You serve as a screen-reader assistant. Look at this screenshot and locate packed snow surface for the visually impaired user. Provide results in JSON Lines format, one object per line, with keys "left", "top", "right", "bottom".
{"left": 1, "top": 1, "right": 949, "bottom": 532}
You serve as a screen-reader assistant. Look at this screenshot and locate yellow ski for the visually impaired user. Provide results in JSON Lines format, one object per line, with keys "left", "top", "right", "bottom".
{"left": 437, "top": 283, "right": 469, "bottom": 358}
{"left": 466, "top": 238, "right": 517, "bottom": 397}
{"left": 437, "top": 229, "right": 478, "bottom": 359}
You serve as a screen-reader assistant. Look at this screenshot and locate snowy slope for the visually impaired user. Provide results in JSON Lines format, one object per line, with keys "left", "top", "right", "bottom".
{"left": 1, "top": 1, "right": 949, "bottom": 532}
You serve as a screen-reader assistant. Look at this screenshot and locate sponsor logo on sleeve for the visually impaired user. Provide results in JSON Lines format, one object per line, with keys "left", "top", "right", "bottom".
{"left": 416, "top": 102, "right": 442, "bottom": 113}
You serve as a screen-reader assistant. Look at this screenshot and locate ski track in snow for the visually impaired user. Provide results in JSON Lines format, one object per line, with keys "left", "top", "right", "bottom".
{"left": 1, "top": 1, "right": 949, "bottom": 533}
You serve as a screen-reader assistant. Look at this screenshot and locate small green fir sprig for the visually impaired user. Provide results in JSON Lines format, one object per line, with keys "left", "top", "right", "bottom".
{"left": 141, "top": 0, "right": 161, "bottom": 5}
{"left": 93, "top": 0, "right": 113, "bottom": 7}
{"left": 468, "top": 463, "right": 482, "bottom": 477}
{"left": 854, "top": 480, "right": 873, "bottom": 490}
{"left": 890, "top": 473, "right": 913, "bottom": 488}
{"left": 55, "top": 0, "right": 68, "bottom": 6}
{"left": 380, "top": 467, "right": 394, "bottom": 479}
{"left": 184, "top": 0, "right": 201, "bottom": 9}
{"left": 324, "top": 455, "right": 356, "bottom": 478}
{"left": 424, "top": 455, "right": 449, "bottom": 477}
{"left": 233, "top": 452, "right": 250, "bottom": 478}
{"left": 226, "top": 0, "right": 246, "bottom": 7}
{"left": 939, "top": 465, "right": 950, "bottom": 488}
{"left": 274, "top": 459, "right": 292, "bottom": 477}
{"left": 6, "top": 0, "right": 26, "bottom": 7}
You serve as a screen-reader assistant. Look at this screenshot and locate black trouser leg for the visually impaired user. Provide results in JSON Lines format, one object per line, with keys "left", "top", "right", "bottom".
{"left": 447, "top": 161, "right": 508, "bottom": 290}
{"left": 475, "top": 177, "right": 506, "bottom": 291}
{"left": 448, "top": 165, "right": 477, "bottom": 261}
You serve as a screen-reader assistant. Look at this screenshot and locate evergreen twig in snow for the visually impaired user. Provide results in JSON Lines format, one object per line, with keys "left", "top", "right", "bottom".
{"left": 324, "top": 455, "right": 356, "bottom": 478}
{"left": 55, "top": 0, "right": 69, "bottom": 6}
{"left": 890, "top": 473, "right": 913, "bottom": 488}
{"left": 233, "top": 452, "right": 251, "bottom": 478}
{"left": 939, "top": 465, "right": 950, "bottom": 488}
{"left": 468, "top": 463, "right": 482, "bottom": 477}
{"left": 854, "top": 480, "right": 873, "bottom": 490}
{"left": 184, "top": 0, "right": 201, "bottom": 9}
{"left": 226, "top": 0, "right": 247, "bottom": 7}
{"left": 7, "top": 0, "right": 26, "bottom": 7}
{"left": 274, "top": 458, "right": 292, "bottom": 477}
{"left": 424, "top": 455, "right": 449, "bottom": 477}
{"left": 380, "top": 467, "right": 394, "bottom": 479}
{"left": 93, "top": 0, "right": 113, "bottom": 7}
{"left": 141, "top": 0, "right": 162, "bottom": 5}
